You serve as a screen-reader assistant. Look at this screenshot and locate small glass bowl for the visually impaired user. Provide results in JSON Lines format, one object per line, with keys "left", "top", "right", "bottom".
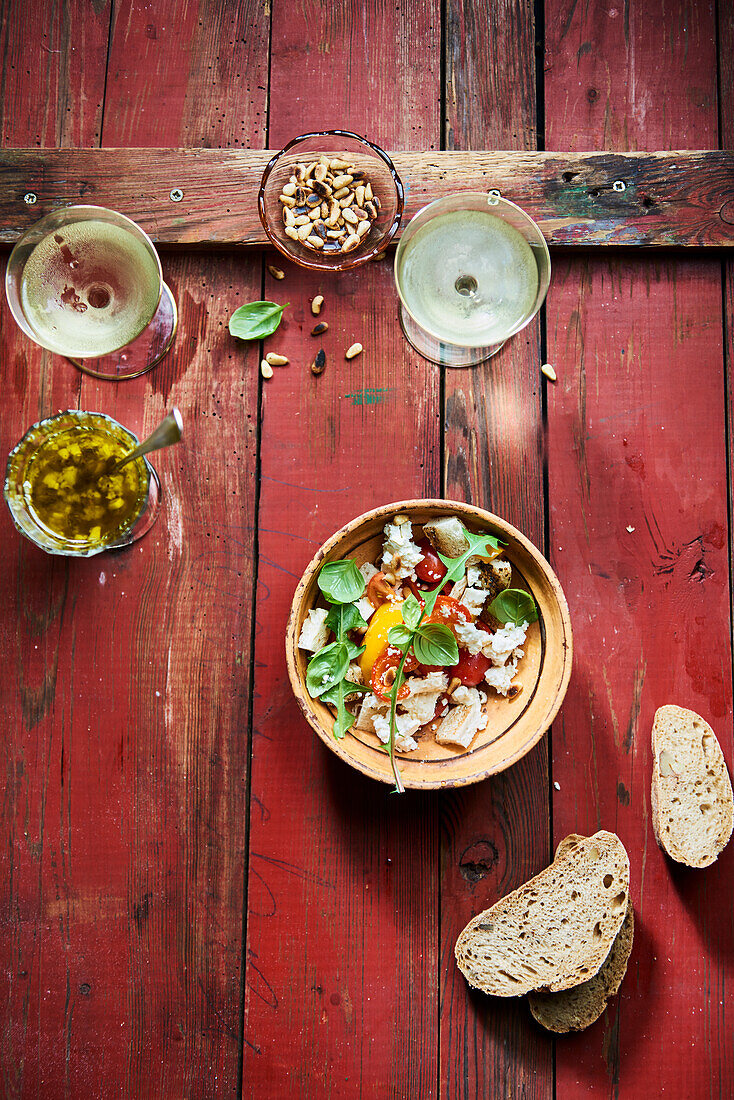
{"left": 4, "top": 410, "right": 161, "bottom": 557}
{"left": 258, "top": 130, "right": 404, "bottom": 272}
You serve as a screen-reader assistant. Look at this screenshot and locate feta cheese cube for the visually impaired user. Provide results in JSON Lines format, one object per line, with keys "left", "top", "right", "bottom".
{"left": 459, "top": 586, "right": 490, "bottom": 619}
{"left": 381, "top": 519, "right": 423, "bottom": 580}
{"left": 355, "top": 595, "right": 375, "bottom": 622}
{"left": 372, "top": 712, "right": 421, "bottom": 753}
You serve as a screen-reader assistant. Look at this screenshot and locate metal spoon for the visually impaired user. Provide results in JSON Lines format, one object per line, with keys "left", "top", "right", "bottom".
{"left": 114, "top": 408, "right": 183, "bottom": 472}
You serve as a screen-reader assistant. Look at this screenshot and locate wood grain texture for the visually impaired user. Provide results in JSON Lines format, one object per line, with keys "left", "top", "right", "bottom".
{"left": 1, "top": 2, "right": 268, "bottom": 1097}
{"left": 242, "top": 1, "right": 442, "bottom": 1094}
{"left": 0, "top": 6, "right": 109, "bottom": 1096}
{"left": 0, "top": 0, "right": 110, "bottom": 148}
{"left": 440, "top": 2, "right": 552, "bottom": 1098}
{"left": 2, "top": 148, "right": 734, "bottom": 246}
{"left": 545, "top": 0, "right": 733, "bottom": 1095}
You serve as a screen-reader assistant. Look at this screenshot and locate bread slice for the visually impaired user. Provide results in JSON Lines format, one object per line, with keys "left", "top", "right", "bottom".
{"left": 422, "top": 516, "right": 469, "bottom": 558}
{"left": 528, "top": 835, "right": 634, "bottom": 1032}
{"left": 651, "top": 705, "right": 734, "bottom": 868}
{"left": 454, "top": 831, "right": 630, "bottom": 997}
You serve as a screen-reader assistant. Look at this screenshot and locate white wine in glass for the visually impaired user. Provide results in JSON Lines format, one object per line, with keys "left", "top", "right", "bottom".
{"left": 394, "top": 192, "right": 550, "bottom": 367}
{"left": 6, "top": 205, "right": 177, "bottom": 379}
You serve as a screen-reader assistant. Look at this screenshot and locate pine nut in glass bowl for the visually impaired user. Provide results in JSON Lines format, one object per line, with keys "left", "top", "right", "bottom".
{"left": 258, "top": 130, "right": 404, "bottom": 272}
{"left": 285, "top": 500, "right": 573, "bottom": 791}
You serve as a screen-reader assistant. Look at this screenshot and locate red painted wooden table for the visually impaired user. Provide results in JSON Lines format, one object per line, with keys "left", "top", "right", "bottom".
{"left": 1, "top": 2, "right": 733, "bottom": 1097}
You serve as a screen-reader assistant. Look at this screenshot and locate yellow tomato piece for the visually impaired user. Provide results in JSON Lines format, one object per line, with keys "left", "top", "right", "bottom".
{"left": 359, "top": 601, "right": 405, "bottom": 679}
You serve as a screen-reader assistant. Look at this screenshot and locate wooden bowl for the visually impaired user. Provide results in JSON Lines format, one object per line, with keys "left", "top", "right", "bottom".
{"left": 285, "top": 500, "right": 573, "bottom": 789}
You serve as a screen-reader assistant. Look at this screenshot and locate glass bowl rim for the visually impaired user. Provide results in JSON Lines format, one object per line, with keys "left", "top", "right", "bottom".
{"left": 5, "top": 204, "right": 164, "bottom": 358}
{"left": 4, "top": 409, "right": 151, "bottom": 557}
{"left": 393, "top": 191, "right": 552, "bottom": 349}
{"left": 258, "top": 128, "right": 405, "bottom": 272}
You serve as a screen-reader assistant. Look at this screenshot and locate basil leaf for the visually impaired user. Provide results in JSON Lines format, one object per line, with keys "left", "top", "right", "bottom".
{"left": 402, "top": 593, "right": 423, "bottom": 629}
{"left": 413, "top": 622, "right": 459, "bottom": 666}
{"left": 387, "top": 625, "right": 413, "bottom": 648}
{"left": 345, "top": 641, "right": 366, "bottom": 660}
{"left": 305, "top": 642, "right": 350, "bottom": 697}
{"left": 318, "top": 559, "right": 366, "bottom": 605}
{"left": 228, "top": 300, "right": 289, "bottom": 340}
{"left": 488, "top": 588, "right": 538, "bottom": 627}
{"left": 325, "top": 601, "right": 367, "bottom": 636}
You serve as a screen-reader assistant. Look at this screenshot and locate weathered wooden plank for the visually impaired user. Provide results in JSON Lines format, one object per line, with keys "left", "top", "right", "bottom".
{"left": 0, "top": 4, "right": 111, "bottom": 1097}
{"left": 2, "top": 148, "right": 734, "bottom": 247}
{"left": 545, "top": 0, "right": 733, "bottom": 1095}
{"left": 440, "top": 2, "right": 552, "bottom": 1098}
{"left": 242, "top": 1, "right": 442, "bottom": 1095}
{"left": 1, "top": 3, "right": 268, "bottom": 1098}
{"left": 0, "top": 0, "right": 110, "bottom": 148}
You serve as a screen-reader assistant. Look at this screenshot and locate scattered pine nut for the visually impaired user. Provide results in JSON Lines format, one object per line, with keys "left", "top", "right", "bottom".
{"left": 311, "top": 294, "right": 324, "bottom": 315}
{"left": 447, "top": 677, "right": 462, "bottom": 696}
{"left": 626, "top": 525, "right": 635, "bottom": 533}
{"left": 310, "top": 349, "right": 326, "bottom": 376}
{"left": 261, "top": 360, "right": 274, "bottom": 379}
{"left": 541, "top": 363, "right": 557, "bottom": 382}
{"left": 345, "top": 342, "right": 363, "bottom": 359}
{"left": 554, "top": 781, "right": 561, "bottom": 791}
{"left": 311, "top": 322, "right": 329, "bottom": 336}
{"left": 267, "top": 265, "right": 285, "bottom": 280}
{"left": 265, "top": 352, "right": 289, "bottom": 366}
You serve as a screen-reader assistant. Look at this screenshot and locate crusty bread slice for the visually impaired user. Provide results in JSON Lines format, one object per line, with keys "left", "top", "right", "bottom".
{"left": 651, "top": 705, "right": 734, "bottom": 868}
{"left": 528, "top": 835, "right": 634, "bottom": 1032}
{"left": 454, "top": 831, "right": 630, "bottom": 997}
{"left": 422, "top": 516, "right": 469, "bottom": 558}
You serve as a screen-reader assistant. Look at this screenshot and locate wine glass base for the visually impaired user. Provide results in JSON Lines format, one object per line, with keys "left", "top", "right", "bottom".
{"left": 398, "top": 305, "right": 505, "bottom": 367}
{"left": 67, "top": 282, "right": 178, "bottom": 381}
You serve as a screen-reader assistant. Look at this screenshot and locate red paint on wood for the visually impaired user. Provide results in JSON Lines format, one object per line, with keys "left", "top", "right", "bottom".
{"left": 1, "top": 3, "right": 268, "bottom": 1098}
{"left": 545, "top": 0, "right": 732, "bottom": 1095}
{"left": 440, "top": 3, "right": 552, "bottom": 1098}
{"left": 243, "top": 1, "right": 443, "bottom": 1093}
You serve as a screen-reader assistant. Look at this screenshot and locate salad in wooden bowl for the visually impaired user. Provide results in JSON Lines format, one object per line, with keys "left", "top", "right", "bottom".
{"left": 286, "top": 500, "right": 572, "bottom": 791}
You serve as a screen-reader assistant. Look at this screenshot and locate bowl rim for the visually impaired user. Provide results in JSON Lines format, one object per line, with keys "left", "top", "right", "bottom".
{"left": 393, "top": 192, "right": 552, "bottom": 349}
{"left": 285, "top": 498, "right": 573, "bottom": 789}
{"left": 258, "top": 129, "right": 405, "bottom": 272}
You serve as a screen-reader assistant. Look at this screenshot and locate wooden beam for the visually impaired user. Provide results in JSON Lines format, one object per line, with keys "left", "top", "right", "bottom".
{"left": 2, "top": 149, "right": 733, "bottom": 247}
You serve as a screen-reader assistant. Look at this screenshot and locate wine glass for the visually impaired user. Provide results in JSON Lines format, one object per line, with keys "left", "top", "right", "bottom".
{"left": 394, "top": 191, "right": 551, "bottom": 367}
{"left": 5, "top": 205, "right": 177, "bottom": 380}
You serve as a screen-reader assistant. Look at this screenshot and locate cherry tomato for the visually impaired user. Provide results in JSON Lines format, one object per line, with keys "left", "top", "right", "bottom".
{"left": 453, "top": 649, "right": 492, "bottom": 687}
{"left": 370, "top": 645, "right": 418, "bottom": 701}
{"left": 426, "top": 594, "right": 471, "bottom": 628}
{"left": 401, "top": 578, "right": 426, "bottom": 605}
{"left": 415, "top": 539, "right": 447, "bottom": 584}
{"left": 366, "top": 570, "right": 398, "bottom": 608}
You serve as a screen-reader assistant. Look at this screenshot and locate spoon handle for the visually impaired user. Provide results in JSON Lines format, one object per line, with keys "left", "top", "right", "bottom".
{"left": 115, "top": 408, "right": 183, "bottom": 471}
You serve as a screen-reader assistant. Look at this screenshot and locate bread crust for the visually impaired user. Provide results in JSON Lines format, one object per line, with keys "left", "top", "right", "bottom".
{"left": 527, "top": 835, "right": 634, "bottom": 1032}
{"left": 454, "top": 831, "right": 630, "bottom": 998}
{"left": 651, "top": 705, "right": 734, "bottom": 868}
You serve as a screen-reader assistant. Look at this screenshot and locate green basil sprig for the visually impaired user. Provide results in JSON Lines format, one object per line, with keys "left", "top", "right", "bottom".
{"left": 488, "top": 588, "right": 538, "bottom": 627}
{"left": 318, "top": 559, "right": 365, "bottom": 604}
{"left": 229, "top": 300, "right": 289, "bottom": 340}
{"left": 379, "top": 524, "right": 504, "bottom": 793}
{"left": 305, "top": 560, "right": 368, "bottom": 741}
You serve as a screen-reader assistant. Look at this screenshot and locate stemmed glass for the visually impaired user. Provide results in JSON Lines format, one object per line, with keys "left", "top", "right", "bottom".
{"left": 394, "top": 191, "right": 551, "bottom": 367}
{"left": 6, "top": 204, "right": 177, "bottom": 380}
